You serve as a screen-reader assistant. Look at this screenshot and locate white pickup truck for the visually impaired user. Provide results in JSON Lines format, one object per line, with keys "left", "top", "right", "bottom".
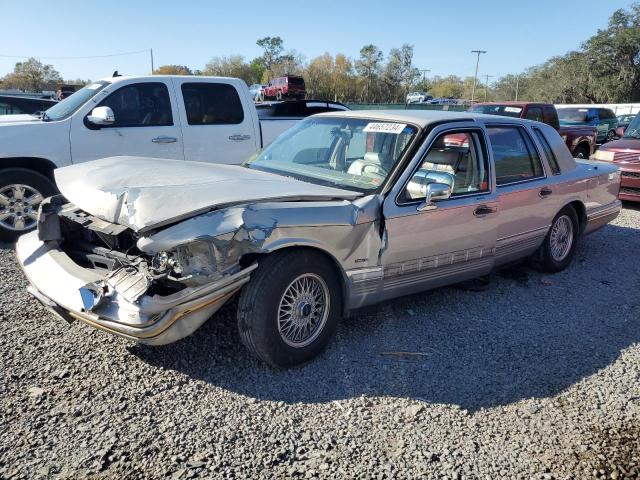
{"left": 0, "top": 74, "right": 346, "bottom": 241}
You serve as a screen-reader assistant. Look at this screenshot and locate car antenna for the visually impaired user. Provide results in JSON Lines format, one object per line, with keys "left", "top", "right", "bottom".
{"left": 112, "top": 70, "right": 122, "bottom": 77}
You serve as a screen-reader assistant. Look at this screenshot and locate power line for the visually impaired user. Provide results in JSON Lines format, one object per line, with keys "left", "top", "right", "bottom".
{"left": 0, "top": 49, "right": 151, "bottom": 60}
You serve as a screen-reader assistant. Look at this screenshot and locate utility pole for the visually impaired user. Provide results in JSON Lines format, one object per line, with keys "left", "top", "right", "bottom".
{"left": 470, "top": 50, "right": 487, "bottom": 103}
{"left": 484, "top": 74, "right": 494, "bottom": 101}
{"left": 419, "top": 69, "right": 431, "bottom": 84}
{"left": 515, "top": 74, "right": 519, "bottom": 101}
{"left": 150, "top": 48, "right": 154, "bottom": 74}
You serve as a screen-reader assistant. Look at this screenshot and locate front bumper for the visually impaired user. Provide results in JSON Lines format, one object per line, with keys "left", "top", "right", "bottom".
{"left": 16, "top": 231, "right": 255, "bottom": 345}
{"left": 619, "top": 166, "right": 640, "bottom": 202}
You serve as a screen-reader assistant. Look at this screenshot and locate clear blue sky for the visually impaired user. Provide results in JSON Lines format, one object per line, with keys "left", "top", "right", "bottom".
{"left": 1, "top": 0, "right": 635, "bottom": 82}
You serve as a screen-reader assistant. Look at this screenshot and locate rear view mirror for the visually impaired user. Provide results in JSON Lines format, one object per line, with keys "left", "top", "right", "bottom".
{"left": 86, "top": 106, "right": 115, "bottom": 128}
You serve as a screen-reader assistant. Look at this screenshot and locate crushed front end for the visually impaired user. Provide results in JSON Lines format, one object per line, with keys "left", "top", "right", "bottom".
{"left": 17, "top": 196, "right": 255, "bottom": 345}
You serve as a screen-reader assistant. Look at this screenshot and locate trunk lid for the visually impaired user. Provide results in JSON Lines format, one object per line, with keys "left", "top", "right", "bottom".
{"left": 55, "top": 156, "right": 362, "bottom": 232}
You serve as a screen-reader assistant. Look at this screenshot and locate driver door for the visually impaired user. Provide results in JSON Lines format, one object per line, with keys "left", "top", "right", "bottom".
{"left": 380, "top": 124, "right": 498, "bottom": 299}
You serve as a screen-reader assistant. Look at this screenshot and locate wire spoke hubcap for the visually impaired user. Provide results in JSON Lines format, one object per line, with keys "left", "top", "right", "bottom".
{"left": 277, "top": 273, "right": 330, "bottom": 348}
{"left": 0, "top": 184, "right": 44, "bottom": 232}
{"left": 550, "top": 215, "right": 574, "bottom": 262}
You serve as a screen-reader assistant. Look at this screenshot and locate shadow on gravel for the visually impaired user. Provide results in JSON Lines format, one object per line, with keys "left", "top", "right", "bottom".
{"left": 126, "top": 223, "right": 639, "bottom": 411}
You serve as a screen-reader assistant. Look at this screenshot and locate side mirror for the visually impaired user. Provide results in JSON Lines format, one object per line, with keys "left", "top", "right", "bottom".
{"left": 86, "top": 106, "right": 115, "bottom": 127}
{"left": 417, "top": 182, "right": 452, "bottom": 212}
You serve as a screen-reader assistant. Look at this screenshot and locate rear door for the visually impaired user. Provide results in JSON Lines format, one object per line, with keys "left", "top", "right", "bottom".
{"left": 70, "top": 79, "right": 184, "bottom": 163}
{"left": 486, "top": 123, "right": 553, "bottom": 266}
{"left": 174, "top": 78, "right": 259, "bottom": 165}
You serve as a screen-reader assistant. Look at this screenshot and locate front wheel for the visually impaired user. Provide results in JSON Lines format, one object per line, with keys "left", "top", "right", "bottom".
{"left": 572, "top": 144, "right": 589, "bottom": 159}
{"left": 237, "top": 250, "right": 342, "bottom": 367}
{"left": 0, "top": 168, "right": 56, "bottom": 243}
{"left": 276, "top": 91, "right": 282, "bottom": 101}
{"left": 532, "top": 206, "right": 579, "bottom": 273}
{"left": 605, "top": 129, "right": 617, "bottom": 142}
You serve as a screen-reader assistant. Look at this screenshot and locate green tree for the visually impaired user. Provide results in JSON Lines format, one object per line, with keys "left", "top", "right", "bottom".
{"left": 203, "top": 55, "right": 256, "bottom": 85}
{"left": 355, "top": 44, "right": 383, "bottom": 102}
{"left": 256, "top": 36, "right": 285, "bottom": 74}
{"left": 0, "top": 58, "right": 62, "bottom": 92}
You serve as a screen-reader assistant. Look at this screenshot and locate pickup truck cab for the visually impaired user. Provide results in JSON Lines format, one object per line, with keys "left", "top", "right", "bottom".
{"left": 16, "top": 110, "right": 621, "bottom": 366}
{"left": 556, "top": 106, "right": 618, "bottom": 144}
{"left": 0, "top": 75, "right": 301, "bottom": 241}
{"left": 469, "top": 102, "right": 597, "bottom": 159}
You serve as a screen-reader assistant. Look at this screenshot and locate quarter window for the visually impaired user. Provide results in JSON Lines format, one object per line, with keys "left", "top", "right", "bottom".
{"left": 532, "top": 128, "right": 561, "bottom": 175}
{"left": 181, "top": 83, "right": 244, "bottom": 125}
{"left": 487, "top": 126, "right": 544, "bottom": 185}
{"left": 525, "top": 107, "right": 544, "bottom": 123}
{"left": 97, "top": 82, "right": 173, "bottom": 127}
{"left": 405, "top": 131, "right": 489, "bottom": 201}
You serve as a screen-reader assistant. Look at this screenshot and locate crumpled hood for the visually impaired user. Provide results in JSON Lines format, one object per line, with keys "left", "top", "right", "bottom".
{"left": 55, "top": 156, "right": 362, "bottom": 232}
{"left": 0, "top": 114, "right": 41, "bottom": 124}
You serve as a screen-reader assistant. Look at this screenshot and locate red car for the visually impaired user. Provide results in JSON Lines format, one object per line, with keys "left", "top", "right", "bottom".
{"left": 592, "top": 113, "right": 640, "bottom": 202}
{"left": 262, "top": 76, "right": 306, "bottom": 101}
{"left": 469, "top": 102, "right": 597, "bottom": 159}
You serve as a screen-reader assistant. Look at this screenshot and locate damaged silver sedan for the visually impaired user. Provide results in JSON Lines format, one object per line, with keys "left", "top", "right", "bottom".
{"left": 17, "top": 111, "right": 621, "bottom": 367}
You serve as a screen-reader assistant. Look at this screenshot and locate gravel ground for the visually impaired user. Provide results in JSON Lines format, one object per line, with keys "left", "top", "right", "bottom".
{"left": 1, "top": 205, "right": 639, "bottom": 480}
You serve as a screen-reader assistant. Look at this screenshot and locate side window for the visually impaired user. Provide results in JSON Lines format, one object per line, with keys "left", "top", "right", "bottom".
{"left": 533, "top": 128, "right": 561, "bottom": 175}
{"left": 487, "top": 126, "right": 544, "bottom": 185}
{"left": 97, "top": 82, "right": 172, "bottom": 127}
{"left": 405, "top": 131, "right": 489, "bottom": 201}
{"left": 542, "top": 105, "right": 560, "bottom": 129}
{"left": 525, "top": 107, "right": 543, "bottom": 123}
{"left": 181, "top": 83, "right": 244, "bottom": 125}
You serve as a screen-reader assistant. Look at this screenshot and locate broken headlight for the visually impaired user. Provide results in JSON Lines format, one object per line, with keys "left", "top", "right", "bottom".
{"left": 151, "top": 241, "right": 220, "bottom": 282}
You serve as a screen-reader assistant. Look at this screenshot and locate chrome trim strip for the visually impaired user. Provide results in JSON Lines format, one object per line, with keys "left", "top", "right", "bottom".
{"left": 586, "top": 200, "right": 622, "bottom": 221}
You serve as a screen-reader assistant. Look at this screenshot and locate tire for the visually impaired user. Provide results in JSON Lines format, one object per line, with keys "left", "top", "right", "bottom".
{"left": 0, "top": 168, "right": 56, "bottom": 243}
{"left": 605, "top": 129, "right": 617, "bottom": 142}
{"left": 276, "top": 91, "right": 282, "bottom": 101}
{"left": 572, "top": 144, "right": 589, "bottom": 159}
{"left": 532, "top": 206, "right": 579, "bottom": 273}
{"left": 237, "top": 250, "right": 342, "bottom": 368}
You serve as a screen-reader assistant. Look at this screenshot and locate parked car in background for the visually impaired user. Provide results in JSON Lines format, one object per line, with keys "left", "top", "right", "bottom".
{"left": 256, "top": 99, "right": 349, "bottom": 145}
{"left": 428, "top": 97, "right": 458, "bottom": 105}
{"left": 262, "top": 76, "right": 306, "bottom": 100}
{"left": 16, "top": 110, "right": 621, "bottom": 367}
{"left": 592, "top": 112, "right": 640, "bottom": 202}
{"left": 615, "top": 113, "right": 637, "bottom": 137}
{"left": 248, "top": 83, "right": 264, "bottom": 102}
{"left": 469, "top": 102, "right": 597, "bottom": 159}
{"left": 0, "top": 75, "right": 310, "bottom": 241}
{"left": 0, "top": 95, "right": 57, "bottom": 116}
{"left": 406, "top": 91, "right": 433, "bottom": 104}
{"left": 556, "top": 106, "right": 618, "bottom": 144}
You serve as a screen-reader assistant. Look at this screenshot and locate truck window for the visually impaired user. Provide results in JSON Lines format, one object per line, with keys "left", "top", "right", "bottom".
{"left": 405, "top": 131, "right": 489, "bottom": 200}
{"left": 525, "top": 107, "right": 543, "bottom": 123}
{"left": 97, "top": 82, "right": 173, "bottom": 127}
{"left": 181, "top": 83, "right": 244, "bottom": 125}
{"left": 487, "top": 126, "right": 544, "bottom": 185}
{"left": 532, "top": 128, "right": 561, "bottom": 175}
{"left": 542, "top": 105, "right": 560, "bottom": 130}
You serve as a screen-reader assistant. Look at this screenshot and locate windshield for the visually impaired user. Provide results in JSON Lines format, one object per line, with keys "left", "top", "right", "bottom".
{"left": 469, "top": 104, "right": 523, "bottom": 118}
{"left": 623, "top": 114, "right": 640, "bottom": 139}
{"left": 43, "top": 81, "right": 109, "bottom": 121}
{"left": 557, "top": 108, "right": 590, "bottom": 124}
{"left": 246, "top": 117, "right": 418, "bottom": 192}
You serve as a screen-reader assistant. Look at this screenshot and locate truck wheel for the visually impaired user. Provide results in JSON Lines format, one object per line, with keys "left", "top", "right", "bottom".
{"left": 572, "top": 144, "right": 589, "bottom": 159}
{"left": 237, "top": 250, "right": 342, "bottom": 368}
{"left": 532, "top": 206, "right": 579, "bottom": 273}
{"left": 605, "top": 129, "right": 617, "bottom": 142}
{"left": 276, "top": 91, "right": 282, "bottom": 101}
{"left": 0, "top": 168, "right": 56, "bottom": 243}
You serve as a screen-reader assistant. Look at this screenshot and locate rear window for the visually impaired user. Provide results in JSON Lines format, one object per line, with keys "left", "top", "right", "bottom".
{"left": 288, "top": 77, "right": 305, "bottom": 87}
{"left": 469, "top": 104, "right": 523, "bottom": 118}
{"left": 532, "top": 128, "right": 561, "bottom": 175}
{"left": 181, "top": 83, "right": 244, "bottom": 125}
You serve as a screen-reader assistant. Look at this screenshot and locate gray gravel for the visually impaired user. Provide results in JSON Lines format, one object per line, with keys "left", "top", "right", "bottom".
{"left": 1, "top": 206, "right": 639, "bottom": 479}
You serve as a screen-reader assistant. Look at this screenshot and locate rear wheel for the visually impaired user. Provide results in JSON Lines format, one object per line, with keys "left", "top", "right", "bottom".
{"left": 237, "top": 250, "right": 342, "bottom": 367}
{"left": 276, "top": 91, "right": 282, "bottom": 101}
{"left": 572, "top": 144, "right": 589, "bottom": 159}
{"left": 0, "top": 168, "right": 56, "bottom": 243}
{"left": 606, "top": 129, "right": 617, "bottom": 142}
{"left": 532, "top": 206, "right": 579, "bottom": 273}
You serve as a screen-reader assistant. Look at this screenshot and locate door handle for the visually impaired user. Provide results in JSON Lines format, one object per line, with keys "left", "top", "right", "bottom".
{"left": 229, "top": 134, "right": 251, "bottom": 141}
{"left": 539, "top": 187, "right": 553, "bottom": 198}
{"left": 474, "top": 205, "right": 498, "bottom": 217}
{"left": 152, "top": 136, "right": 177, "bottom": 144}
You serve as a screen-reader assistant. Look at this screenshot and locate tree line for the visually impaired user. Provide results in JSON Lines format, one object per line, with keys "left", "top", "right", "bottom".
{"left": 2, "top": 3, "right": 639, "bottom": 104}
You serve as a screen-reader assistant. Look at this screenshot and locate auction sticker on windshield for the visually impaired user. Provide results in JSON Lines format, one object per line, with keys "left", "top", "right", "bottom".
{"left": 363, "top": 122, "right": 407, "bottom": 134}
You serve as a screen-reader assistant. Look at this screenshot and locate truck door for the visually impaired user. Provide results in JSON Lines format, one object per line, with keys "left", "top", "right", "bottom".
{"left": 173, "top": 78, "right": 259, "bottom": 165}
{"left": 69, "top": 79, "right": 184, "bottom": 163}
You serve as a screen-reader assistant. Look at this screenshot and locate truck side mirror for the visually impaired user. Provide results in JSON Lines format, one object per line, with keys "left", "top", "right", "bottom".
{"left": 86, "top": 106, "right": 115, "bottom": 128}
